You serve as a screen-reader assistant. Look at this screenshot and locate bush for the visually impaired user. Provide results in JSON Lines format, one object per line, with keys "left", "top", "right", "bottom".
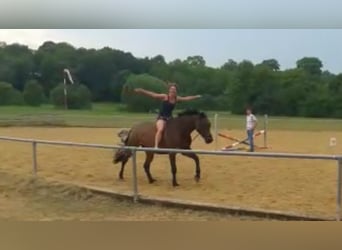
{"left": 121, "top": 74, "right": 167, "bottom": 112}
{"left": 50, "top": 83, "right": 92, "bottom": 109}
{"left": 0, "top": 81, "right": 24, "bottom": 105}
{"left": 23, "top": 80, "right": 46, "bottom": 106}
{"left": 7, "top": 89, "right": 25, "bottom": 105}
{"left": 213, "top": 95, "right": 231, "bottom": 111}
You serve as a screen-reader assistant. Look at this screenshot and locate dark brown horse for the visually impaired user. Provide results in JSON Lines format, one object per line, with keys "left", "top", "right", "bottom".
{"left": 113, "top": 109, "right": 213, "bottom": 187}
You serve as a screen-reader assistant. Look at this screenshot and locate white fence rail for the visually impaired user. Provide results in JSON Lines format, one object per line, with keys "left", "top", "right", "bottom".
{"left": 0, "top": 136, "right": 341, "bottom": 220}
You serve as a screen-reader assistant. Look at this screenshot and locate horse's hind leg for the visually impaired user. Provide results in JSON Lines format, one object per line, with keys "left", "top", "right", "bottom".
{"left": 119, "top": 158, "right": 128, "bottom": 180}
{"left": 144, "top": 152, "right": 156, "bottom": 184}
{"left": 181, "top": 152, "right": 200, "bottom": 182}
{"left": 169, "top": 153, "right": 179, "bottom": 187}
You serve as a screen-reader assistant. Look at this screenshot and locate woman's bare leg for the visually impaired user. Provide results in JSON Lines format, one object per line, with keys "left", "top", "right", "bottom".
{"left": 154, "top": 119, "right": 166, "bottom": 148}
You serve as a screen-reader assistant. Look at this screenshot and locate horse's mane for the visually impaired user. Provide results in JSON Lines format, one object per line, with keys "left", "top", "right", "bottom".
{"left": 177, "top": 109, "right": 207, "bottom": 118}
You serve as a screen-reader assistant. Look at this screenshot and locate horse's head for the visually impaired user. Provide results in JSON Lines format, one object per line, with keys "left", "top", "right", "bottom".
{"left": 195, "top": 112, "right": 213, "bottom": 144}
{"left": 178, "top": 109, "right": 213, "bottom": 144}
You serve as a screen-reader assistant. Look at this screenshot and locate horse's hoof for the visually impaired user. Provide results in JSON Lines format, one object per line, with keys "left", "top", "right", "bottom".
{"left": 149, "top": 179, "right": 156, "bottom": 184}
{"left": 118, "top": 177, "right": 124, "bottom": 181}
{"left": 173, "top": 183, "right": 180, "bottom": 187}
{"left": 194, "top": 176, "right": 200, "bottom": 182}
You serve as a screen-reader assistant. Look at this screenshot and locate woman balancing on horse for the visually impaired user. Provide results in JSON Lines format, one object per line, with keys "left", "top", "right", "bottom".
{"left": 134, "top": 83, "right": 202, "bottom": 149}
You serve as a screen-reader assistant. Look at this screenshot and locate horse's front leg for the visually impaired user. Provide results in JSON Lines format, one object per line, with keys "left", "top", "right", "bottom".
{"left": 168, "top": 153, "right": 179, "bottom": 187}
{"left": 181, "top": 152, "right": 200, "bottom": 182}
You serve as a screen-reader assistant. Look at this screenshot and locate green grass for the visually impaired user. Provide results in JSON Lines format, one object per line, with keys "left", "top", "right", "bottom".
{"left": 0, "top": 103, "right": 123, "bottom": 116}
{"left": 0, "top": 103, "right": 341, "bottom": 131}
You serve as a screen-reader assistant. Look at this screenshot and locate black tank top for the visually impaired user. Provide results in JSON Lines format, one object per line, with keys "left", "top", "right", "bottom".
{"left": 158, "top": 96, "right": 176, "bottom": 118}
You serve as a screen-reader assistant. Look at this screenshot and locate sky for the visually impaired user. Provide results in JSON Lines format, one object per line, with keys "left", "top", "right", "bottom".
{"left": 2, "top": 0, "right": 342, "bottom": 28}
{"left": 1, "top": 1, "right": 342, "bottom": 72}
{"left": 1, "top": 29, "right": 342, "bottom": 74}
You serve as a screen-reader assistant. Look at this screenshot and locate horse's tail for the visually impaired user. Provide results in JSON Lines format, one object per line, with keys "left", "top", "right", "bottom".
{"left": 112, "top": 146, "right": 132, "bottom": 164}
{"left": 113, "top": 129, "right": 133, "bottom": 164}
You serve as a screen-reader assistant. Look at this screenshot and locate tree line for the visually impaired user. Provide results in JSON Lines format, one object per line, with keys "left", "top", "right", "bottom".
{"left": 0, "top": 41, "right": 341, "bottom": 117}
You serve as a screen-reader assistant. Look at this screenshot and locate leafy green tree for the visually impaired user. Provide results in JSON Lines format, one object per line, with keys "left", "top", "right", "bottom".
{"left": 184, "top": 55, "right": 206, "bottom": 67}
{"left": 1, "top": 40, "right": 342, "bottom": 118}
{"left": 0, "top": 81, "right": 24, "bottom": 105}
{"left": 50, "top": 83, "right": 92, "bottom": 109}
{"left": 121, "top": 74, "right": 167, "bottom": 112}
{"left": 221, "top": 59, "right": 238, "bottom": 71}
{"left": 23, "top": 80, "right": 46, "bottom": 106}
{"left": 261, "top": 59, "right": 280, "bottom": 71}
{"left": 296, "top": 57, "right": 323, "bottom": 75}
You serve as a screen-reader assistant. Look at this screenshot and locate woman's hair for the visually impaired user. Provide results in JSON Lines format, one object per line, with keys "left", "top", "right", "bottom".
{"left": 166, "top": 81, "right": 178, "bottom": 90}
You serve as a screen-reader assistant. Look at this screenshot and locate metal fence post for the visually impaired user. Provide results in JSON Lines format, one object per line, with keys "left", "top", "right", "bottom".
{"left": 131, "top": 149, "right": 139, "bottom": 203}
{"left": 336, "top": 159, "right": 342, "bottom": 221}
{"left": 214, "top": 113, "right": 218, "bottom": 150}
{"left": 264, "top": 114, "right": 268, "bottom": 148}
{"left": 32, "top": 141, "right": 37, "bottom": 176}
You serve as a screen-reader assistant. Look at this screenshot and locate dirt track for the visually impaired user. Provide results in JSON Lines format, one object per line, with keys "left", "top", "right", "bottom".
{"left": 0, "top": 171, "right": 267, "bottom": 221}
{"left": 0, "top": 127, "right": 341, "bottom": 218}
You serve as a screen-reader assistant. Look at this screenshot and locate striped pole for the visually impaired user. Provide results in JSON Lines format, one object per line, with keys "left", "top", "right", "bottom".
{"left": 63, "top": 78, "right": 67, "bottom": 110}
{"left": 63, "top": 69, "right": 74, "bottom": 110}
